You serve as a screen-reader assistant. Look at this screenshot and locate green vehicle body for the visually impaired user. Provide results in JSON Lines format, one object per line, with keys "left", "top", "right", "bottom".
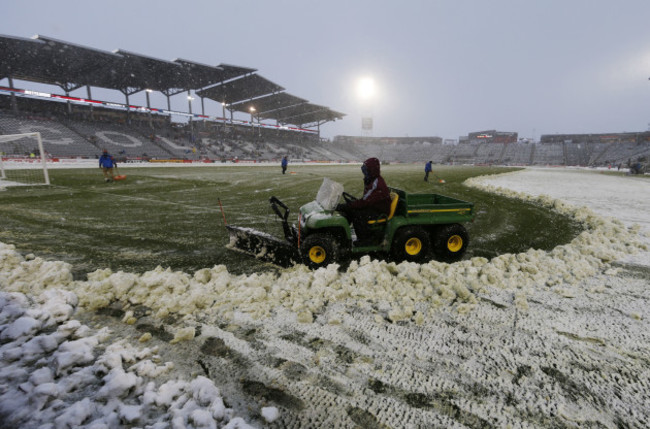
{"left": 226, "top": 185, "right": 475, "bottom": 269}
{"left": 297, "top": 187, "right": 474, "bottom": 268}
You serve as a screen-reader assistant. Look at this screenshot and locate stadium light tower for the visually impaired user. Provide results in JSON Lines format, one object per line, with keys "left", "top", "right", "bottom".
{"left": 357, "top": 76, "right": 376, "bottom": 136}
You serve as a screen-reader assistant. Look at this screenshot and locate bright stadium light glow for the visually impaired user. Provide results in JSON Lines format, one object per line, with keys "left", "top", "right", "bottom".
{"left": 357, "top": 76, "right": 376, "bottom": 101}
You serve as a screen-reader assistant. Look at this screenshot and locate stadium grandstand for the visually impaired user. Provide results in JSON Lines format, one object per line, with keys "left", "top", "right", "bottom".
{"left": 0, "top": 34, "right": 345, "bottom": 161}
{"left": 1, "top": 34, "right": 649, "bottom": 170}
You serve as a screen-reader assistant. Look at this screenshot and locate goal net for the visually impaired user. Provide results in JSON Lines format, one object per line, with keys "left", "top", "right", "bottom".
{"left": 0, "top": 132, "right": 50, "bottom": 186}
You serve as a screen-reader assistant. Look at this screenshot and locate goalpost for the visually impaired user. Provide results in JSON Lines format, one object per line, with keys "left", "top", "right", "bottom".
{"left": 0, "top": 132, "right": 50, "bottom": 186}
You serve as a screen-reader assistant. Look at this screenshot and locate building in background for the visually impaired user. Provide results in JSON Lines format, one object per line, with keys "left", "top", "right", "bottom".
{"left": 464, "top": 130, "right": 518, "bottom": 144}
{"left": 539, "top": 132, "right": 650, "bottom": 145}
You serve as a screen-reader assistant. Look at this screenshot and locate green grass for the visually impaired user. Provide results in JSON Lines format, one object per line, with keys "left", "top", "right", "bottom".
{"left": 599, "top": 169, "right": 649, "bottom": 179}
{"left": 0, "top": 164, "right": 582, "bottom": 276}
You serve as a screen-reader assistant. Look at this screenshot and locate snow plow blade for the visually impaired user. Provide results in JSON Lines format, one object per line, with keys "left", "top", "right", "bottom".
{"left": 226, "top": 225, "right": 299, "bottom": 267}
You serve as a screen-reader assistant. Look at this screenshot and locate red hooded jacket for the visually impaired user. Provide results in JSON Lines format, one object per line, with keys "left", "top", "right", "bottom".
{"left": 349, "top": 157, "right": 391, "bottom": 214}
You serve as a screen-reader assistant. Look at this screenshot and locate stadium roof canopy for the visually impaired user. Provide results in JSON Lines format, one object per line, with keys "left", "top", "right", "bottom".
{"left": 229, "top": 92, "right": 308, "bottom": 115}
{"left": 0, "top": 34, "right": 345, "bottom": 128}
{"left": 196, "top": 74, "right": 284, "bottom": 106}
{"left": 267, "top": 103, "right": 346, "bottom": 126}
{"left": 173, "top": 59, "right": 254, "bottom": 92}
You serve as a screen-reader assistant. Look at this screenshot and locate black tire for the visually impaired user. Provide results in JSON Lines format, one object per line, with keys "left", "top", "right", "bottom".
{"left": 300, "top": 233, "right": 339, "bottom": 269}
{"left": 390, "top": 226, "right": 431, "bottom": 263}
{"left": 432, "top": 224, "right": 469, "bottom": 263}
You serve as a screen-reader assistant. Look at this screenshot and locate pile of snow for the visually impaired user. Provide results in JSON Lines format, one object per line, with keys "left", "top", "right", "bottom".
{"left": 0, "top": 288, "right": 267, "bottom": 428}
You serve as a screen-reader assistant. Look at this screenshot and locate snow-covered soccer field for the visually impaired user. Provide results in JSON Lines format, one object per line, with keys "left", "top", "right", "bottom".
{"left": 0, "top": 166, "right": 648, "bottom": 428}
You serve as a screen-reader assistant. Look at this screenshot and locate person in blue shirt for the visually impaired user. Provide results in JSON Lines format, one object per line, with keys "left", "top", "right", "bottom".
{"left": 281, "top": 156, "right": 288, "bottom": 174}
{"left": 99, "top": 149, "right": 117, "bottom": 182}
{"left": 424, "top": 160, "right": 433, "bottom": 182}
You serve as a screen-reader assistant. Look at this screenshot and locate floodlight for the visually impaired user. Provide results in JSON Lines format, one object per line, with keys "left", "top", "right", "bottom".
{"left": 357, "top": 77, "right": 376, "bottom": 101}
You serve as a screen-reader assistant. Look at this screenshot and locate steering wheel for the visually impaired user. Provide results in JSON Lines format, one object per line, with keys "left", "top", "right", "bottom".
{"left": 342, "top": 192, "right": 357, "bottom": 204}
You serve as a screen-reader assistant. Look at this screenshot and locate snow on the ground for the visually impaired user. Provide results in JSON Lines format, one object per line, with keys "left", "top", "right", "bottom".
{"left": 0, "top": 167, "right": 649, "bottom": 428}
{"left": 468, "top": 167, "right": 650, "bottom": 268}
{"left": 0, "top": 290, "right": 259, "bottom": 428}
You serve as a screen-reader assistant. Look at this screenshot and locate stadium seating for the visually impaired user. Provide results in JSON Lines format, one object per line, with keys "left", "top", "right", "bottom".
{"left": 2, "top": 103, "right": 648, "bottom": 168}
{"left": 586, "top": 143, "right": 611, "bottom": 165}
{"left": 564, "top": 142, "right": 591, "bottom": 166}
{"left": 596, "top": 143, "right": 650, "bottom": 166}
{"left": 531, "top": 143, "right": 564, "bottom": 165}
{"left": 67, "top": 121, "right": 173, "bottom": 159}
{"left": 501, "top": 143, "right": 533, "bottom": 165}
{"left": 448, "top": 143, "right": 479, "bottom": 164}
{"left": 0, "top": 112, "right": 98, "bottom": 157}
{"left": 474, "top": 143, "right": 506, "bottom": 164}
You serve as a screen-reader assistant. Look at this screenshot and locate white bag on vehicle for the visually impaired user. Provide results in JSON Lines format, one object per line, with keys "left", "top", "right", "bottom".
{"left": 316, "top": 177, "right": 344, "bottom": 210}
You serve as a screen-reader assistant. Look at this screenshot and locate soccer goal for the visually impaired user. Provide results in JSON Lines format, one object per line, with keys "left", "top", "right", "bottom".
{"left": 0, "top": 132, "right": 50, "bottom": 186}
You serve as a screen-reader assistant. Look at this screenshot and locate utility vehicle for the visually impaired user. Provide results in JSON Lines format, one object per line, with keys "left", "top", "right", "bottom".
{"left": 226, "top": 178, "right": 475, "bottom": 269}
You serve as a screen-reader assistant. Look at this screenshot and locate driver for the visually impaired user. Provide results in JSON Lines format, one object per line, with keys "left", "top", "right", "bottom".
{"left": 336, "top": 157, "right": 392, "bottom": 245}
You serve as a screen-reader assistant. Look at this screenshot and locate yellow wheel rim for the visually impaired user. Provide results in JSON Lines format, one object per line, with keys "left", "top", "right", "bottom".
{"left": 405, "top": 238, "right": 422, "bottom": 256}
{"left": 447, "top": 235, "right": 463, "bottom": 252}
{"left": 309, "top": 246, "right": 326, "bottom": 264}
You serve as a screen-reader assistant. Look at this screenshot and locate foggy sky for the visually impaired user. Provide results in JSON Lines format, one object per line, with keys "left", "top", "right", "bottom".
{"left": 2, "top": 0, "right": 650, "bottom": 140}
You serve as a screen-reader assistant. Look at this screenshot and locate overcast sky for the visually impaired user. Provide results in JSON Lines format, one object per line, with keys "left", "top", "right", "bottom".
{"left": 2, "top": 0, "right": 650, "bottom": 140}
